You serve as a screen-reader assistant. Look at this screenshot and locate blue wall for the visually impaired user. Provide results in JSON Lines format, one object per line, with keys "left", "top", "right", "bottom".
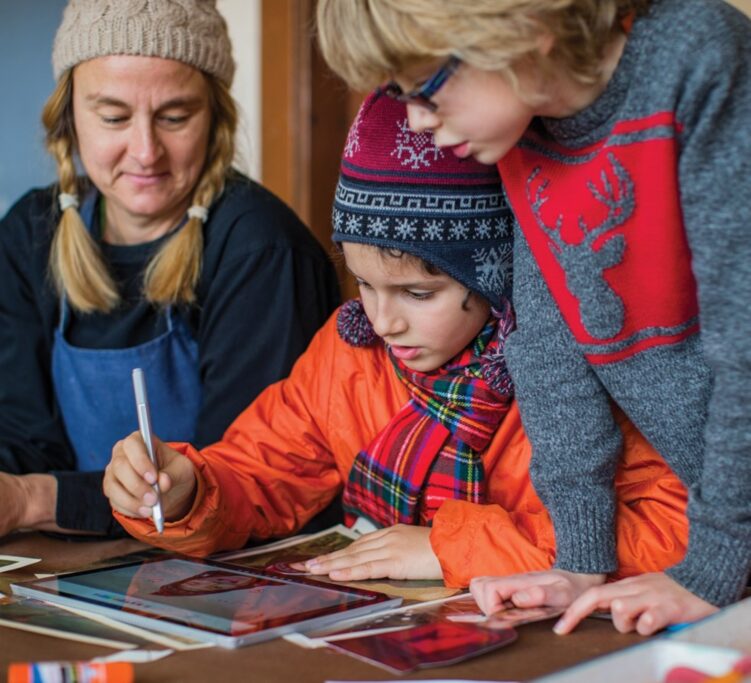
{"left": 0, "top": 1, "right": 67, "bottom": 217}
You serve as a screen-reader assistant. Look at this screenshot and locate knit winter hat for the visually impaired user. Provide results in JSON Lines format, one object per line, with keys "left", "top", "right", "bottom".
{"left": 52, "top": 0, "right": 235, "bottom": 85}
{"left": 332, "top": 91, "right": 514, "bottom": 308}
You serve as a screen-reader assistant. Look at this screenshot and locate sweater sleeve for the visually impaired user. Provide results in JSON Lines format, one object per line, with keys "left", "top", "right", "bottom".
{"left": 503, "top": 230, "right": 622, "bottom": 574}
{"left": 0, "top": 194, "right": 75, "bottom": 476}
{"left": 0, "top": 194, "right": 125, "bottom": 535}
{"left": 114, "top": 315, "right": 344, "bottom": 556}
{"left": 665, "top": 28, "right": 751, "bottom": 605}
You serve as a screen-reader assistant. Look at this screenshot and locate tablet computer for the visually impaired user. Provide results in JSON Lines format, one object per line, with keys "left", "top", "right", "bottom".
{"left": 12, "top": 557, "right": 402, "bottom": 649}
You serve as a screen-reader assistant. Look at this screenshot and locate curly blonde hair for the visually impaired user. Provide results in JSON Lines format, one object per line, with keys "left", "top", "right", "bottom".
{"left": 317, "top": 0, "right": 651, "bottom": 93}
{"left": 42, "top": 69, "right": 238, "bottom": 313}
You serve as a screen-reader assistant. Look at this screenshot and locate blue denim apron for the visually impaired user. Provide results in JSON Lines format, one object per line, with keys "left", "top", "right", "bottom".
{"left": 50, "top": 193, "right": 202, "bottom": 471}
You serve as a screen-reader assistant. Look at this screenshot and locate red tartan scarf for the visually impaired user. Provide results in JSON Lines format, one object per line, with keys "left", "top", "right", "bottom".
{"left": 341, "top": 305, "right": 515, "bottom": 528}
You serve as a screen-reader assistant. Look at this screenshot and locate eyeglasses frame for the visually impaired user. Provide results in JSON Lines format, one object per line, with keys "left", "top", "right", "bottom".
{"left": 382, "top": 56, "right": 461, "bottom": 112}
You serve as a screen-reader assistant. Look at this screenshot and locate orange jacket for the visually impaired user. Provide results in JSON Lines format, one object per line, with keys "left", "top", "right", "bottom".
{"left": 116, "top": 310, "right": 688, "bottom": 587}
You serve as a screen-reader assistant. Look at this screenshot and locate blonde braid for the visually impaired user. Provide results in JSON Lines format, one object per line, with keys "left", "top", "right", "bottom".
{"left": 43, "top": 71, "right": 120, "bottom": 313}
{"left": 143, "top": 77, "right": 238, "bottom": 305}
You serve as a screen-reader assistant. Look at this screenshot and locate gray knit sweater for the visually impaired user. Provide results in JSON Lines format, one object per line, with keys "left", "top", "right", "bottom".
{"left": 500, "top": 0, "right": 751, "bottom": 606}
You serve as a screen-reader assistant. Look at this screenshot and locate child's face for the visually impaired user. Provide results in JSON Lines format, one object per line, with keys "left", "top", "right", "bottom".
{"left": 393, "top": 60, "right": 539, "bottom": 165}
{"left": 343, "top": 242, "right": 490, "bottom": 372}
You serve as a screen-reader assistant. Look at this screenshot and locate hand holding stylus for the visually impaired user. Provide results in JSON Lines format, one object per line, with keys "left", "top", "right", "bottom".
{"left": 132, "top": 369, "right": 165, "bottom": 533}
{"left": 103, "top": 372, "right": 198, "bottom": 527}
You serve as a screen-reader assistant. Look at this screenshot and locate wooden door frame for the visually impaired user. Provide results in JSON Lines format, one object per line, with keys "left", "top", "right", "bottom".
{"left": 261, "top": 0, "right": 361, "bottom": 298}
{"left": 260, "top": 0, "right": 312, "bottom": 225}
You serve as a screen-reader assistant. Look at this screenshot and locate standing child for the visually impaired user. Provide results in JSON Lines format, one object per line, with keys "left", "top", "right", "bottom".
{"left": 103, "top": 92, "right": 688, "bottom": 588}
{"left": 316, "top": 0, "right": 751, "bottom": 633}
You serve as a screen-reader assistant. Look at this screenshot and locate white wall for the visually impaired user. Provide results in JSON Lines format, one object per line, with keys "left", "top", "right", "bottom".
{"left": 0, "top": 1, "right": 66, "bottom": 215}
{"left": 217, "top": 0, "right": 262, "bottom": 181}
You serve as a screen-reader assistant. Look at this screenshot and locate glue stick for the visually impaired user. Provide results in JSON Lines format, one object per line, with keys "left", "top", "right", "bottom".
{"left": 8, "top": 660, "right": 134, "bottom": 683}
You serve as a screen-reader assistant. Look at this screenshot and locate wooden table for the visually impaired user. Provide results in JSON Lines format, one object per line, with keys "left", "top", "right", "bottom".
{"left": 0, "top": 532, "right": 646, "bottom": 682}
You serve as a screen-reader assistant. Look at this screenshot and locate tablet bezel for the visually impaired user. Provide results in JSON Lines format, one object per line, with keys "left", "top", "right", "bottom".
{"left": 11, "top": 556, "right": 402, "bottom": 649}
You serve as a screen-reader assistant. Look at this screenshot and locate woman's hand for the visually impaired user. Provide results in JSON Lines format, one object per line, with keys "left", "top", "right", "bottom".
{"left": 0, "top": 472, "right": 34, "bottom": 536}
{"left": 103, "top": 432, "right": 197, "bottom": 524}
{"left": 470, "top": 570, "right": 606, "bottom": 617}
{"left": 304, "top": 524, "right": 443, "bottom": 581}
{"left": 553, "top": 572, "right": 718, "bottom": 635}
{"left": 0, "top": 472, "right": 58, "bottom": 537}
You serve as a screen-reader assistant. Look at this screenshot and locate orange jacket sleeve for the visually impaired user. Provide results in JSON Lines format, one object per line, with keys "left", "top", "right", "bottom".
{"left": 431, "top": 404, "right": 689, "bottom": 587}
{"left": 115, "top": 314, "right": 347, "bottom": 555}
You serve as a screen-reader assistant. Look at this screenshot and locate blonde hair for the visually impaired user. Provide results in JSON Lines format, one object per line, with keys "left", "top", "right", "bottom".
{"left": 317, "top": 0, "right": 651, "bottom": 94}
{"left": 42, "top": 69, "right": 238, "bottom": 314}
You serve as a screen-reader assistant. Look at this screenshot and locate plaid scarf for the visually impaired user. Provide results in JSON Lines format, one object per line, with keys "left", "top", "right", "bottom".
{"left": 342, "top": 311, "right": 514, "bottom": 528}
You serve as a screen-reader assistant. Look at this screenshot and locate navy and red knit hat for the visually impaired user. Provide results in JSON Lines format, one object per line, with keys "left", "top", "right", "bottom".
{"left": 332, "top": 90, "right": 514, "bottom": 307}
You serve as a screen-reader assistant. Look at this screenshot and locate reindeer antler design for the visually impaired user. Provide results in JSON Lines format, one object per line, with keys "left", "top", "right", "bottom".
{"left": 578, "top": 154, "right": 635, "bottom": 245}
{"left": 525, "top": 153, "right": 634, "bottom": 340}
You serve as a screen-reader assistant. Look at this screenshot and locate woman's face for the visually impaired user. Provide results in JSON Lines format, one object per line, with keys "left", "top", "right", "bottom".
{"left": 72, "top": 55, "right": 212, "bottom": 241}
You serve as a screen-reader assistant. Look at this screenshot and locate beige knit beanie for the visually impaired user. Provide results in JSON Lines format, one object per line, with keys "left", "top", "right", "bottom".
{"left": 52, "top": 0, "right": 235, "bottom": 85}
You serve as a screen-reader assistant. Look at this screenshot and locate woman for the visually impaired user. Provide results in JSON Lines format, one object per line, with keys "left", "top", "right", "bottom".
{"left": 0, "top": 0, "right": 339, "bottom": 536}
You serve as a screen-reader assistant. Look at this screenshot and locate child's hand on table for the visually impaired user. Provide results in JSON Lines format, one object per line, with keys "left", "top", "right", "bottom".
{"left": 104, "top": 432, "right": 197, "bottom": 524}
{"left": 553, "top": 572, "right": 718, "bottom": 636}
{"left": 303, "top": 524, "right": 443, "bottom": 581}
{"left": 470, "top": 570, "right": 606, "bottom": 620}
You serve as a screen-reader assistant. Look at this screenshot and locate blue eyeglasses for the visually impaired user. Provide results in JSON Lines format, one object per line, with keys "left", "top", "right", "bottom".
{"left": 382, "top": 56, "right": 461, "bottom": 112}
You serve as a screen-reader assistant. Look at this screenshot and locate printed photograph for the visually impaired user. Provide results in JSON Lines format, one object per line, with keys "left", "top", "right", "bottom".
{"left": 219, "top": 526, "right": 358, "bottom": 575}
{"left": 328, "top": 619, "right": 517, "bottom": 674}
{"left": 0, "top": 555, "right": 41, "bottom": 574}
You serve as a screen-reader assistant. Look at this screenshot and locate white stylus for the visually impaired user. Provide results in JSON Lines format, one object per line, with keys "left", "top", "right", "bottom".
{"left": 132, "top": 368, "right": 165, "bottom": 534}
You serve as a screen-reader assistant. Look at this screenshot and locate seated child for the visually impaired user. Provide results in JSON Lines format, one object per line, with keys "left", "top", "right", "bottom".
{"left": 103, "top": 92, "right": 688, "bottom": 588}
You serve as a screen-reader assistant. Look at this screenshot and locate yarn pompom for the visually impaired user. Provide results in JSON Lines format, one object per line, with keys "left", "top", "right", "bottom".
{"left": 337, "top": 299, "right": 378, "bottom": 347}
{"left": 480, "top": 300, "right": 515, "bottom": 396}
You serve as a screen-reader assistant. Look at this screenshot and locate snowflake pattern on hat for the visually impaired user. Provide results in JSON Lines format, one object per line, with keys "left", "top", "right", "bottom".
{"left": 473, "top": 243, "right": 513, "bottom": 297}
{"left": 332, "top": 186, "right": 509, "bottom": 243}
{"left": 332, "top": 91, "right": 515, "bottom": 306}
{"left": 332, "top": 207, "right": 509, "bottom": 242}
{"left": 391, "top": 119, "right": 444, "bottom": 169}
{"left": 344, "top": 106, "right": 364, "bottom": 158}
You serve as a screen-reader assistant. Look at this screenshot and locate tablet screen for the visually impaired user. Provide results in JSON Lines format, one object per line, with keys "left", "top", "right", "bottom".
{"left": 32, "top": 558, "right": 385, "bottom": 637}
